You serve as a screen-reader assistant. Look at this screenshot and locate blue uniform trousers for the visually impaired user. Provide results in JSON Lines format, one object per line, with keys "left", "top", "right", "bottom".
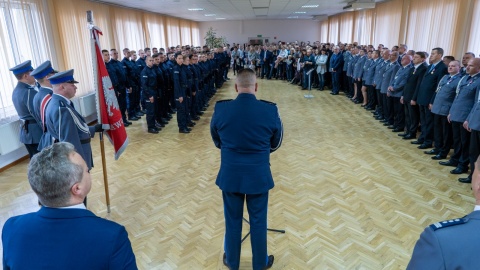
{"left": 175, "top": 100, "right": 188, "bottom": 129}
{"left": 223, "top": 191, "right": 269, "bottom": 270}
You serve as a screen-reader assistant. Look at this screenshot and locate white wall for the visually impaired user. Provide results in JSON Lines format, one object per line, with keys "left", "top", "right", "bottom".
{"left": 198, "top": 20, "right": 321, "bottom": 46}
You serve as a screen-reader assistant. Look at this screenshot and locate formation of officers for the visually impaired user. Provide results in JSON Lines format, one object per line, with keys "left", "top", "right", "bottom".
{"left": 102, "top": 46, "right": 229, "bottom": 134}
{"left": 9, "top": 46, "right": 230, "bottom": 164}
{"left": 301, "top": 42, "right": 480, "bottom": 184}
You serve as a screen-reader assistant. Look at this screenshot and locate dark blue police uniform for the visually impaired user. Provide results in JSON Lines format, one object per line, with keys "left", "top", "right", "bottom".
{"left": 173, "top": 62, "right": 189, "bottom": 132}
{"left": 210, "top": 93, "right": 283, "bottom": 270}
{"left": 9, "top": 60, "right": 42, "bottom": 158}
{"left": 141, "top": 65, "right": 158, "bottom": 133}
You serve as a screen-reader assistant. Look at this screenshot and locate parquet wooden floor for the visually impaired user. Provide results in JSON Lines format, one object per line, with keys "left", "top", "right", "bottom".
{"left": 0, "top": 75, "right": 474, "bottom": 269}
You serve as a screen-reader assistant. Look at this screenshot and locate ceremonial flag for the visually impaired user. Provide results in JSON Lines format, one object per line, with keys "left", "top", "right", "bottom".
{"left": 90, "top": 26, "right": 128, "bottom": 159}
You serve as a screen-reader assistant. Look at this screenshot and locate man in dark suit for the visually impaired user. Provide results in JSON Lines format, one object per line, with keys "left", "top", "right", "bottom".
{"left": 210, "top": 68, "right": 283, "bottom": 270}
{"left": 9, "top": 60, "right": 43, "bottom": 158}
{"left": 464, "top": 68, "right": 480, "bottom": 184}
{"left": 406, "top": 156, "right": 480, "bottom": 269}
{"left": 400, "top": 52, "right": 427, "bottom": 140}
{"left": 2, "top": 142, "right": 137, "bottom": 269}
{"left": 330, "top": 46, "right": 344, "bottom": 95}
{"left": 412, "top": 47, "right": 448, "bottom": 150}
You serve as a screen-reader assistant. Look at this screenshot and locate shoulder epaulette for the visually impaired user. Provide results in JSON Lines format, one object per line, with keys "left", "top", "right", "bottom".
{"left": 429, "top": 218, "right": 467, "bottom": 231}
{"left": 260, "top": 99, "right": 277, "bottom": 105}
{"left": 216, "top": 99, "right": 232, "bottom": 103}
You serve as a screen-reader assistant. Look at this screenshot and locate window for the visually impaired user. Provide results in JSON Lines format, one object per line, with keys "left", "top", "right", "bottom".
{"left": 0, "top": 0, "right": 49, "bottom": 124}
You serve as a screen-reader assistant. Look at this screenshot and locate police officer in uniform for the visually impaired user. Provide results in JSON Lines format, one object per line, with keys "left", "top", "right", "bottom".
{"left": 463, "top": 59, "right": 480, "bottom": 183}
{"left": 141, "top": 55, "right": 159, "bottom": 134}
{"left": 173, "top": 53, "right": 189, "bottom": 133}
{"left": 407, "top": 157, "right": 480, "bottom": 269}
{"left": 429, "top": 60, "right": 462, "bottom": 160}
{"left": 444, "top": 58, "right": 480, "bottom": 182}
{"left": 110, "top": 49, "right": 132, "bottom": 125}
{"left": 30, "top": 61, "right": 57, "bottom": 150}
{"left": 122, "top": 48, "right": 141, "bottom": 121}
{"left": 43, "top": 69, "right": 100, "bottom": 172}
{"left": 210, "top": 68, "right": 282, "bottom": 270}
{"left": 10, "top": 60, "right": 42, "bottom": 158}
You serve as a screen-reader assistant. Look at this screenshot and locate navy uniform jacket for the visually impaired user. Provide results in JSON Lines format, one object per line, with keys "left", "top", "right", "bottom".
{"left": 105, "top": 61, "right": 120, "bottom": 90}
{"left": 431, "top": 73, "right": 462, "bottom": 116}
{"left": 2, "top": 207, "right": 137, "bottom": 270}
{"left": 450, "top": 74, "right": 480, "bottom": 123}
{"left": 414, "top": 61, "right": 448, "bottom": 105}
{"left": 122, "top": 57, "right": 139, "bottom": 88}
{"left": 140, "top": 66, "right": 157, "bottom": 99}
{"left": 381, "top": 61, "right": 400, "bottom": 94}
{"left": 265, "top": 50, "right": 273, "bottom": 65}
{"left": 44, "top": 94, "right": 96, "bottom": 169}
{"left": 403, "top": 64, "right": 427, "bottom": 102}
{"left": 389, "top": 64, "right": 413, "bottom": 97}
{"left": 330, "top": 53, "right": 344, "bottom": 72}
{"left": 111, "top": 59, "right": 129, "bottom": 89}
{"left": 153, "top": 64, "right": 164, "bottom": 97}
{"left": 466, "top": 87, "right": 480, "bottom": 131}
{"left": 173, "top": 63, "right": 187, "bottom": 99}
{"left": 135, "top": 57, "right": 147, "bottom": 77}
{"left": 210, "top": 93, "right": 283, "bottom": 194}
{"left": 407, "top": 211, "right": 480, "bottom": 270}
{"left": 11, "top": 82, "right": 43, "bottom": 144}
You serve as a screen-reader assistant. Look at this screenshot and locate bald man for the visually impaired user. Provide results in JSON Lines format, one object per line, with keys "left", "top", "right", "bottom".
{"left": 210, "top": 68, "right": 283, "bottom": 270}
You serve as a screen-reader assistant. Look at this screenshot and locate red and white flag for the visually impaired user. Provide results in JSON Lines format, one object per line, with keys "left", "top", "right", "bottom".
{"left": 91, "top": 26, "right": 128, "bottom": 159}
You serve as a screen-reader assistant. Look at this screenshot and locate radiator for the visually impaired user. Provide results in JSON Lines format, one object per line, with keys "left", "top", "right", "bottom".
{"left": 73, "top": 91, "right": 98, "bottom": 123}
{"left": 0, "top": 120, "right": 23, "bottom": 155}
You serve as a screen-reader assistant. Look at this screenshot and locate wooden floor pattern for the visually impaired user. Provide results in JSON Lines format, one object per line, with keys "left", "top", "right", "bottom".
{"left": 0, "top": 76, "right": 475, "bottom": 269}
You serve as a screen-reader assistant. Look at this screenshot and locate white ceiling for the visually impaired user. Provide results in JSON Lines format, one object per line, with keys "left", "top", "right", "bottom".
{"left": 95, "top": 0, "right": 387, "bottom": 22}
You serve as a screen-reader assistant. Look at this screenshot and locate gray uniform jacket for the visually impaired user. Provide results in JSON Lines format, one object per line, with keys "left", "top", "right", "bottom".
{"left": 449, "top": 74, "right": 480, "bottom": 123}
{"left": 431, "top": 73, "right": 462, "bottom": 116}
{"left": 373, "top": 60, "right": 389, "bottom": 90}
{"left": 381, "top": 61, "right": 400, "bottom": 94}
{"left": 353, "top": 55, "right": 367, "bottom": 79}
{"left": 407, "top": 210, "right": 480, "bottom": 270}
{"left": 389, "top": 64, "right": 413, "bottom": 98}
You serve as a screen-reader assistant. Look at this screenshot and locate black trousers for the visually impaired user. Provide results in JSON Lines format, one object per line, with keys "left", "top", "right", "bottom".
{"left": 366, "top": 85, "right": 376, "bottom": 107}
{"left": 451, "top": 121, "right": 471, "bottom": 169}
{"left": 175, "top": 100, "right": 187, "bottom": 130}
{"left": 145, "top": 97, "right": 156, "bottom": 129}
{"left": 469, "top": 130, "right": 480, "bottom": 178}
{"left": 355, "top": 80, "right": 363, "bottom": 102}
{"left": 25, "top": 143, "right": 39, "bottom": 158}
{"left": 419, "top": 105, "right": 434, "bottom": 146}
{"left": 392, "top": 97, "right": 405, "bottom": 130}
{"left": 382, "top": 94, "right": 393, "bottom": 125}
{"left": 404, "top": 102, "right": 420, "bottom": 137}
{"left": 376, "top": 88, "right": 383, "bottom": 117}
{"left": 348, "top": 77, "right": 355, "bottom": 96}
{"left": 117, "top": 90, "right": 127, "bottom": 121}
{"left": 340, "top": 71, "right": 348, "bottom": 92}
{"left": 433, "top": 114, "right": 453, "bottom": 156}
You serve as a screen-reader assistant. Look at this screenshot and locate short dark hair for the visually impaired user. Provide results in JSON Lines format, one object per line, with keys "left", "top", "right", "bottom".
{"left": 432, "top": 47, "right": 444, "bottom": 56}
{"left": 415, "top": 51, "right": 426, "bottom": 59}
{"left": 152, "top": 53, "right": 160, "bottom": 58}
{"left": 101, "top": 49, "right": 108, "bottom": 54}
{"left": 144, "top": 47, "right": 151, "bottom": 52}
{"left": 443, "top": 56, "right": 455, "bottom": 61}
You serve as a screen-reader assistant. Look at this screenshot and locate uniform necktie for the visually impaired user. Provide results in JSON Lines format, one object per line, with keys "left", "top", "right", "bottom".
{"left": 428, "top": 64, "right": 435, "bottom": 73}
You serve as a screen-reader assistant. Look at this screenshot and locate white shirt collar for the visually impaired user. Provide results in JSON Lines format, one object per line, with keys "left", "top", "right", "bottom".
{"left": 474, "top": 205, "right": 480, "bottom": 211}
{"left": 414, "top": 63, "right": 423, "bottom": 69}
{"left": 46, "top": 203, "right": 86, "bottom": 210}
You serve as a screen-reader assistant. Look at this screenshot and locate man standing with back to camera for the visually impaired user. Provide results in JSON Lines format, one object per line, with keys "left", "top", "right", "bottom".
{"left": 210, "top": 68, "right": 283, "bottom": 270}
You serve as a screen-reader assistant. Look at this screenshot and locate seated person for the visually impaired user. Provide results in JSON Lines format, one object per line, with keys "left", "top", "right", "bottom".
{"left": 2, "top": 142, "right": 137, "bottom": 270}
{"left": 407, "top": 156, "right": 480, "bottom": 269}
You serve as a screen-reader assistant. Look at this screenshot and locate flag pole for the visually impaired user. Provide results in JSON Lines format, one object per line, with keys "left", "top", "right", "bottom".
{"left": 88, "top": 10, "right": 111, "bottom": 213}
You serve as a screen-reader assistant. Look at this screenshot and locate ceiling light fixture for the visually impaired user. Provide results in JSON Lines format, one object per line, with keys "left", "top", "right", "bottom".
{"left": 188, "top": 8, "right": 205, "bottom": 11}
{"left": 216, "top": 18, "right": 226, "bottom": 20}
{"left": 204, "top": 14, "right": 216, "bottom": 16}
{"left": 302, "top": 5, "right": 319, "bottom": 8}
{"left": 288, "top": 16, "right": 299, "bottom": 19}
{"left": 295, "top": 11, "right": 307, "bottom": 14}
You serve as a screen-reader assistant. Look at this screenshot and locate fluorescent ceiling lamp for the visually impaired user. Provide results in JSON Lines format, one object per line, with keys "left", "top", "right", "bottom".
{"left": 204, "top": 14, "right": 216, "bottom": 16}
{"left": 188, "top": 8, "right": 205, "bottom": 11}
{"left": 302, "top": 5, "right": 319, "bottom": 8}
{"left": 288, "top": 16, "right": 299, "bottom": 18}
{"left": 295, "top": 11, "right": 307, "bottom": 14}
{"left": 216, "top": 18, "right": 225, "bottom": 20}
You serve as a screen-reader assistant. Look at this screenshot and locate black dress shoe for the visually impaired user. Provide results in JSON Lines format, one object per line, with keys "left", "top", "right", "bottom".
{"left": 458, "top": 177, "right": 472, "bottom": 183}
{"left": 431, "top": 154, "right": 447, "bottom": 160}
{"left": 179, "top": 128, "right": 190, "bottom": 133}
{"left": 424, "top": 149, "right": 438, "bottom": 155}
{"left": 155, "top": 123, "right": 164, "bottom": 128}
{"left": 450, "top": 167, "right": 468, "bottom": 174}
{"left": 375, "top": 117, "right": 385, "bottom": 121}
{"left": 192, "top": 116, "right": 200, "bottom": 120}
{"left": 387, "top": 125, "right": 395, "bottom": 129}
{"left": 411, "top": 140, "right": 423, "bottom": 145}
{"left": 392, "top": 128, "right": 403, "bottom": 132}
{"left": 123, "top": 121, "right": 131, "bottom": 127}
{"left": 188, "top": 121, "right": 196, "bottom": 126}
{"left": 128, "top": 116, "right": 140, "bottom": 121}
{"left": 263, "top": 255, "right": 274, "bottom": 269}
{"left": 403, "top": 134, "right": 416, "bottom": 140}
{"left": 187, "top": 122, "right": 195, "bottom": 127}
{"left": 383, "top": 123, "right": 390, "bottom": 126}
{"left": 197, "top": 111, "right": 204, "bottom": 115}
{"left": 417, "top": 144, "right": 432, "bottom": 149}
{"left": 398, "top": 133, "right": 408, "bottom": 137}
{"left": 439, "top": 160, "right": 458, "bottom": 167}
{"left": 148, "top": 128, "right": 159, "bottom": 134}
{"left": 124, "top": 120, "right": 133, "bottom": 125}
